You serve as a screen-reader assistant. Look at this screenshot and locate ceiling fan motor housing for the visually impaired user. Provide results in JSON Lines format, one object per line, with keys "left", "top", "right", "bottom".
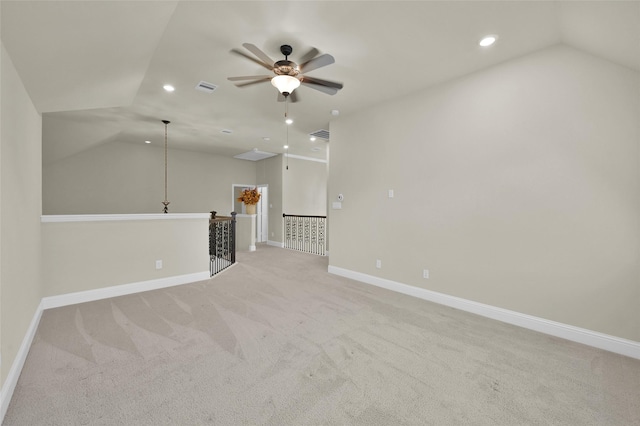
{"left": 274, "top": 60, "right": 299, "bottom": 77}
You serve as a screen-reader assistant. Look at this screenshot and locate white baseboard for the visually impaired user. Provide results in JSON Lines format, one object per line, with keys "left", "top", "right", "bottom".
{"left": 1, "top": 300, "right": 44, "bottom": 422}
{"left": 1, "top": 270, "right": 210, "bottom": 423}
{"left": 328, "top": 265, "right": 640, "bottom": 360}
{"left": 41, "top": 271, "right": 210, "bottom": 310}
{"left": 267, "top": 240, "right": 284, "bottom": 248}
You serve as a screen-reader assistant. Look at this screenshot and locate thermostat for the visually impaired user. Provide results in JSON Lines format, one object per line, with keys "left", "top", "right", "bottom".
{"left": 337, "top": 194, "right": 344, "bottom": 201}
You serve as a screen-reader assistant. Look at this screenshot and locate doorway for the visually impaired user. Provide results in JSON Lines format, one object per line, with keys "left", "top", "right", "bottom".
{"left": 232, "top": 184, "right": 268, "bottom": 243}
{"left": 256, "top": 185, "right": 268, "bottom": 243}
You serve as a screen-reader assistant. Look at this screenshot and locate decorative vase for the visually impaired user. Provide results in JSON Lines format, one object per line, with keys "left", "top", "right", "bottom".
{"left": 245, "top": 203, "right": 256, "bottom": 215}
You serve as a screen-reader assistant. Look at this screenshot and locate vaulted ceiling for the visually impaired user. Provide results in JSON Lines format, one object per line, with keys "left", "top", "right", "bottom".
{"left": 2, "top": 1, "right": 638, "bottom": 165}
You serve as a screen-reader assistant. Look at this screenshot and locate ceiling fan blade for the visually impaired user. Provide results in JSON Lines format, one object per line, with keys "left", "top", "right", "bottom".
{"left": 297, "top": 47, "right": 320, "bottom": 65}
{"left": 228, "top": 75, "right": 272, "bottom": 81}
{"left": 301, "top": 81, "right": 339, "bottom": 95}
{"left": 300, "top": 75, "right": 343, "bottom": 90}
{"left": 242, "top": 43, "right": 276, "bottom": 67}
{"left": 277, "top": 91, "right": 299, "bottom": 103}
{"left": 299, "top": 53, "right": 335, "bottom": 73}
{"left": 230, "top": 48, "right": 273, "bottom": 71}
{"left": 235, "top": 78, "right": 270, "bottom": 88}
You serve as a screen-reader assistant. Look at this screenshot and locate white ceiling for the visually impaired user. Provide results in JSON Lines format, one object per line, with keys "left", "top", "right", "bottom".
{"left": 2, "top": 1, "right": 638, "bottom": 165}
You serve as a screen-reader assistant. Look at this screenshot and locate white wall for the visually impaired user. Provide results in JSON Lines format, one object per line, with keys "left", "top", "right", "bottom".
{"left": 328, "top": 45, "right": 640, "bottom": 341}
{"left": 43, "top": 140, "right": 257, "bottom": 215}
{"left": 0, "top": 44, "right": 43, "bottom": 386}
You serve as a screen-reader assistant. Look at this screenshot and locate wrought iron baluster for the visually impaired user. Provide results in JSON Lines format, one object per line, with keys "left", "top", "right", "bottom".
{"left": 282, "top": 214, "right": 326, "bottom": 256}
{"left": 209, "top": 211, "right": 237, "bottom": 276}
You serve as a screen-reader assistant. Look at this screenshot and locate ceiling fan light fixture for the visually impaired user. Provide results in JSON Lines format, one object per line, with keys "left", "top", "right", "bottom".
{"left": 271, "top": 75, "right": 300, "bottom": 96}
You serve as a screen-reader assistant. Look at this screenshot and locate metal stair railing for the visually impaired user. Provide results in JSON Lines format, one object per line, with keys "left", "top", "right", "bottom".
{"left": 209, "top": 211, "right": 236, "bottom": 276}
{"left": 283, "top": 213, "right": 327, "bottom": 256}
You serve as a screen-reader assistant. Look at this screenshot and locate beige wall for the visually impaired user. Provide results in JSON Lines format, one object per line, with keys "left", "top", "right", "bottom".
{"left": 256, "top": 155, "right": 328, "bottom": 244}
{"left": 329, "top": 45, "right": 640, "bottom": 341}
{"left": 0, "top": 44, "right": 43, "bottom": 384}
{"left": 42, "top": 217, "right": 208, "bottom": 297}
{"left": 43, "top": 140, "right": 257, "bottom": 215}
{"left": 283, "top": 156, "right": 327, "bottom": 216}
{"left": 235, "top": 215, "right": 256, "bottom": 252}
{"left": 257, "top": 155, "right": 283, "bottom": 243}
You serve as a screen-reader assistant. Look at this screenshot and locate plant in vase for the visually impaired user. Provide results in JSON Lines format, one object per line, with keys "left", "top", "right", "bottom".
{"left": 237, "top": 187, "right": 261, "bottom": 214}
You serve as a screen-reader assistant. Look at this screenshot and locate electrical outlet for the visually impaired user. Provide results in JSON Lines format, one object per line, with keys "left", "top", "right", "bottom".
{"left": 423, "top": 269, "right": 429, "bottom": 279}
{"left": 156, "top": 260, "right": 163, "bottom": 270}
{"left": 376, "top": 259, "right": 382, "bottom": 269}
{"left": 388, "top": 189, "right": 394, "bottom": 198}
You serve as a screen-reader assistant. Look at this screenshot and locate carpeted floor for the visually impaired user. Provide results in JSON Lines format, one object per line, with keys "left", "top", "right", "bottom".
{"left": 4, "top": 245, "right": 640, "bottom": 425}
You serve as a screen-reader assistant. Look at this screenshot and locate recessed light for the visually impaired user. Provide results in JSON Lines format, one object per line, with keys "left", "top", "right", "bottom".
{"left": 145, "top": 140, "right": 151, "bottom": 144}
{"left": 310, "top": 137, "right": 316, "bottom": 142}
{"left": 163, "top": 84, "right": 175, "bottom": 92}
{"left": 263, "top": 137, "right": 270, "bottom": 141}
{"left": 283, "top": 145, "right": 289, "bottom": 149}
{"left": 331, "top": 110, "right": 340, "bottom": 116}
{"left": 285, "top": 118, "right": 293, "bottom": 125}
{"left": 479, "top": 35, "right": 497, "bottom": 47}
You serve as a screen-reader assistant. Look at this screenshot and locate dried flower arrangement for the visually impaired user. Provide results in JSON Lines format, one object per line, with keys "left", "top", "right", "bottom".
{"left": 237, "top": 187, "right": 261, "bottom": 205}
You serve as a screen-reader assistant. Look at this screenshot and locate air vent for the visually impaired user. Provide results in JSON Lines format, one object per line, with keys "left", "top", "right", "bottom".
{"left": 309, "top": 129, "right": 330, "bottom": 140}
{"left": 195, "top": 81, "right": 217, "bottom": 93}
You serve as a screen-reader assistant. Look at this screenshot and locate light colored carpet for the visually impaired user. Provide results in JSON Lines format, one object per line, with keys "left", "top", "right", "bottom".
{"left": 4, "top": 245, "right": 640, "bottom": 425}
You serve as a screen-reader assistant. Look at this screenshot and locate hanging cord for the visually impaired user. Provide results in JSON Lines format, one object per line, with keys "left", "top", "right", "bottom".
{"left": 164, "top": 122, "right": 168, "bottom": 201}
{"left": 162, "top": 120, "right": 171, "bottom": 213}
{"left": 284, "top": 98, "right": 289, "bottom": 170}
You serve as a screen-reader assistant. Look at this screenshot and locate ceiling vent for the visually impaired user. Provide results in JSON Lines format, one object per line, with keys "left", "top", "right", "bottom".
{"left": 234, "top": 150, "right": 277, "bottom": 161}
{"left": 195, "top": 81, "right": 217, "bottom": 93}
{"left": 309, "top": 129, "right": 330, "bottom": 140}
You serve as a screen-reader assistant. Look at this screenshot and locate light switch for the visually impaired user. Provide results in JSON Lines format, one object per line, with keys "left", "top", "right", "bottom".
{"left": 388, "top": 189, "right": 394, "bottom": 198}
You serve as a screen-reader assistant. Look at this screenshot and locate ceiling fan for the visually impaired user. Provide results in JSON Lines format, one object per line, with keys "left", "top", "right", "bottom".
{"left": 227, "top": 43, "right": 343, "bottom": 103}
